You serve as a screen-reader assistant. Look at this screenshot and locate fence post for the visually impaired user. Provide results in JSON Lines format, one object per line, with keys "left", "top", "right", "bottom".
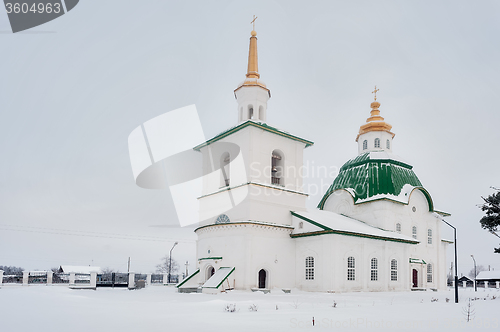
{"left": 163, "top": 273, "right": 168, "bottom": 286}
{"left": 128, "top": 272, "right": 135, "bottom": 289}
{"left": 23, "top": 271, "right": 29, "bottom": 285}
{"left": 90, "top": 272, "right": 97, "bottom": 289}
{"left": 0, "top": 270, "right": 3, "bottom": 286}
{"left": 69, "top": 273, "right": 76, "bottom": 286}
{"left": 47, "top": 271, "right": 53, "bottom": 285}
{"left": 146, "top": 274, "right": 152, "bottom": 286}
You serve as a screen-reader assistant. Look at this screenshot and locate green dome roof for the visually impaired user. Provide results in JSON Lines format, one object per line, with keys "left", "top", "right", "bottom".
{"left": 317, "top": 151, "right": 434, "bottom": 210}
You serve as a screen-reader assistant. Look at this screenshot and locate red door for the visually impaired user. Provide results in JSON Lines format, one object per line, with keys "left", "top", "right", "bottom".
{"left": 412, "top": 269, "right": 418, "bottom": 288}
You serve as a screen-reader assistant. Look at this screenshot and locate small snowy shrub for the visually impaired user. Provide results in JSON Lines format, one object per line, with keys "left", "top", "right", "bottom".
{"left": 224, "top": 304, "right": 237, "bottom": 312}
{"left": 248, "top": 304, "right": 258, "bottom": 312}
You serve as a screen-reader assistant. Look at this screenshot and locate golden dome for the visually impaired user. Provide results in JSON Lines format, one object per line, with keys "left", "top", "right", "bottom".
{"left": 355, "top": 98, "right": 394, "bottom": 142}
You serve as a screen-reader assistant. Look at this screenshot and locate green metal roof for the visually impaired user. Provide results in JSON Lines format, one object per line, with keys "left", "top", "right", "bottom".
{"left": 193, "top": 120, "right": 314, "bottom": 151}
{"left": 318, "top": 152, "right": 434, "bottom": 211}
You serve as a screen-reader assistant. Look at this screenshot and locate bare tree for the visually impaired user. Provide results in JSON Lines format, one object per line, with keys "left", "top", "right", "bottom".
{"left": 0, "top": 266, "right": 23, "bottom": 274}
{"left": 101, "top": 267, "right": 115, "bottom": 274}
{"left": 468, "top": 265, "right": 487, "bottom": 278}
{"left": 156, "top": 256, "right": 179, "bottom": 274}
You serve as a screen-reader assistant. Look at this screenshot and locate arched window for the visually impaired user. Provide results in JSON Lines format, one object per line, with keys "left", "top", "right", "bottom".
{"left": 363, "top": 140, "right": 368, "bottom": 150}
{"left": 427, "top": 264, "right": 433, "bottom": 283}
{"left": 370, "top": 258, "right": 378, "bottom": 281}
{"left": 396, "top": 223, "right": 401, "bottom": 233}
{"left": 220, "top": 152, "right": 230, "bottom": 187}
{"left": 271, "top": 150, "right": 283, "bottom": 186}
{"left": 374, "top": 138, "right": 380, "bottom": 148}
{"left": 347, "top": 257, "right": 355, "bottom": 281}
{"left": 248, "top": 105, "right": 254, "bottom": 119}
{"left": 412, "top": 226, "right": 417, "bottom": 239}
{"left": 427, "top": 229, "right": 432, "bottom": 244}
{"left": 386, "top": 139, "right": 390, "bottom": 149}
{"left": 298, "top": 222, "right": 303, "bottom": 229}
{"left": 391, "top": 259, "right": 398, "bottom": 281}
{"left": 305, "top": 257, "right": 314, "bottom": 280}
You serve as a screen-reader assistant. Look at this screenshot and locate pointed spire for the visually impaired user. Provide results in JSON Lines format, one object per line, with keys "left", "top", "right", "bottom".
{"left": 246, "top": 30, "right": 260, "bottom": 79}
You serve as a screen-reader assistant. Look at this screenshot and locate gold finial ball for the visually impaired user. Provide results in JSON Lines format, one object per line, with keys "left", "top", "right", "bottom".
{"left": 371, "top": 101, "right": 380, "bottom": 109}
{"left": 251, "top": 30, "right": 257, "bottom": 37}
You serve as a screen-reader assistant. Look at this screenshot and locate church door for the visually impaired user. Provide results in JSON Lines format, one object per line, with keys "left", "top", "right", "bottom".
{"left": 207, "top": 266, "right": 215, "bottom": 280}
{"left": 258, "top": 269, "right": 267, "bottom": 288}
{"left": 412, "top": 269, "right": 418, "bottom": 288}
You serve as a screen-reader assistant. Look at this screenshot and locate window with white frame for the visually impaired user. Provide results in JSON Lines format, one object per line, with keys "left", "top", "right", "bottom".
{"left": 374, "top": 138, "right": 380, "bottom": 148}
{"left": 427, "top": 264, "right": 433, "bottom": 283}
{"left": 371, "top": 258, "right": 378, "bottom": 281}
{"left": 391, "top": 259, "right": 398, "bottom": 281}
{"left": 386, "top": 139, "right": 390, "bottom": 149}
{"left": 347, "top": 257, "right": 355, "bottom": 281}
{"left": 363, "top": 140, "right": 368, "bottom": 150}
{"left": 305, "top": 256, "right": 314, "bottom": 280}
{"left": 396, "top": 223, "right": 401, "bottom": 233}
{"left": 427, "top": 229, "right": 432, "bottom": 244}
{"left": 412, "top": 226, "right": 417, "bottom": 239}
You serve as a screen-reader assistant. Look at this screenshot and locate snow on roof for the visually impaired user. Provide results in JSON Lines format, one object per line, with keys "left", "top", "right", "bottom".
{"left": 292, "top": 210, "right": 419, "bottom": 244}
{"left": 60, "top": 266, "right": 102, "bottom": 274}
{"left": 476, "top": 271, "right": 500, "bottom": 280}
{"left": 202, "top": 267, "right": 235, "bottom": 289}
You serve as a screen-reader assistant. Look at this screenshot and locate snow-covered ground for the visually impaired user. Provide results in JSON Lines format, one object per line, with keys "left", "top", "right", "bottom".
{"left": 0, "top": 286, "right": 499, "bottom": 331}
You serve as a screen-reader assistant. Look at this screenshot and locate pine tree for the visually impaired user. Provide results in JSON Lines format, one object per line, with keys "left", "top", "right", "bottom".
{"left": 479, "top": 188, "right": 500, "bottom": 253}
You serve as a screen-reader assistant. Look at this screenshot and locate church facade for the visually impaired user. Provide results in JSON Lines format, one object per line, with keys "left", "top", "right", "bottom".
{"left": 178, "top": 29, "right": 450, "bottom": 293}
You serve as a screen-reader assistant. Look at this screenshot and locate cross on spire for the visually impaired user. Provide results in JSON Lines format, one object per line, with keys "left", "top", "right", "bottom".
{"left": 251, "top": 15, "right": 258, "bottom": 31}
{"left": 372, "top": 86, "right": 379, "bottom": 101}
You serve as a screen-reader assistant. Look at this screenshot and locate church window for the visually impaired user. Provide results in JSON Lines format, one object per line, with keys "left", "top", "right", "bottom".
{"left": 374, "top": 138, "right": 380, "bottom": 148}
{"left": 427, "top": 264, "right": 433, "bottom": 283}
{"left": 370, "top": 258, "right": 378, "bottom": 281}
{"left": 427, "top": 229, "right": 432, "bottom": 244}
{"left": 220, "top": 152, "right": 230, "bottom": 187}
{"left": 347, "top": 257, "right": 355, "bottom": 281}
{"left": 215, "top": 214, "right": 230, "bottom": 224}
{"left": 271, "top": 150, "right": 284, "bottom": 186}
{"left": 305, "top": 257, "right": 314, "bottom": 280}
{"left": 363, "top": 140, "right": 367, "bottom": 150}
{"left": 396, "top": 223, "right": 401, "bottom": 233}
{"left": 386, "top": 139, "right": 390, "bottom": 149}
{"left": 391, "top": 259, "right": 398, "bottom": 281}
{"left": 412, "top": 226, "right": 417, "bottom": 239}
{"left": 298, "top": 222, "right": 303, "bottom": 229}
{"left": 248, "top": 105, "right": 254, "bottom": 119}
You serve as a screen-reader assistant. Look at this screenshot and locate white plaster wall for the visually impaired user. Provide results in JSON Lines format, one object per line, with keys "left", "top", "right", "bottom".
{"left": 323, "top": 188, "right": 447, "bottom": 290}
{"left": 195, "top": 223, "right": 296, "bottom": 290}
{"left": 294, "top": 234, "right": 409, "bottom": 292}
{"left": 234, "top": 86, "right": 270, "bottom": 122}
{"left": 357, "top": 131, "right": 393, "bottom": 155}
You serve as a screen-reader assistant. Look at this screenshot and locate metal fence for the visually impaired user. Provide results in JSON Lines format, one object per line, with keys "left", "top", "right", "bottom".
{"left": 2, "top": 272, "right": 23, "bottom": 284}
{"left": 74, "top": 273, "right": 91, "bottom": 284}
{"left": 28, "top": 272, "right": 47, "bottom": 284}
{"left": 53, "top": 273, "right": 69, "bottom": 284}
{"left": 151, "top": 274, "right": 163, "bottom": 284}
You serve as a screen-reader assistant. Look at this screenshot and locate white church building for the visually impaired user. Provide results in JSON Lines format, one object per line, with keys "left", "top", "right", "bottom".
{"left": 177, "top": 28, "right": 451, "bottom": 293}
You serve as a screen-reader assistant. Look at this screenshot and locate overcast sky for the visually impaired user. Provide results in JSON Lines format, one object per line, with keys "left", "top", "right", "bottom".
{"left": 1, "top": 0, "right": 499, "bottom": 276}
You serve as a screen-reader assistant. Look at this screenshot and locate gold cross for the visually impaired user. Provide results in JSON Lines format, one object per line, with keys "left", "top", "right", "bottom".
{"left": 251, "top": 15, "right": 258, "bottom": 30}
{"left": 372, "top": 86, "right": 379, "bottom": 100}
